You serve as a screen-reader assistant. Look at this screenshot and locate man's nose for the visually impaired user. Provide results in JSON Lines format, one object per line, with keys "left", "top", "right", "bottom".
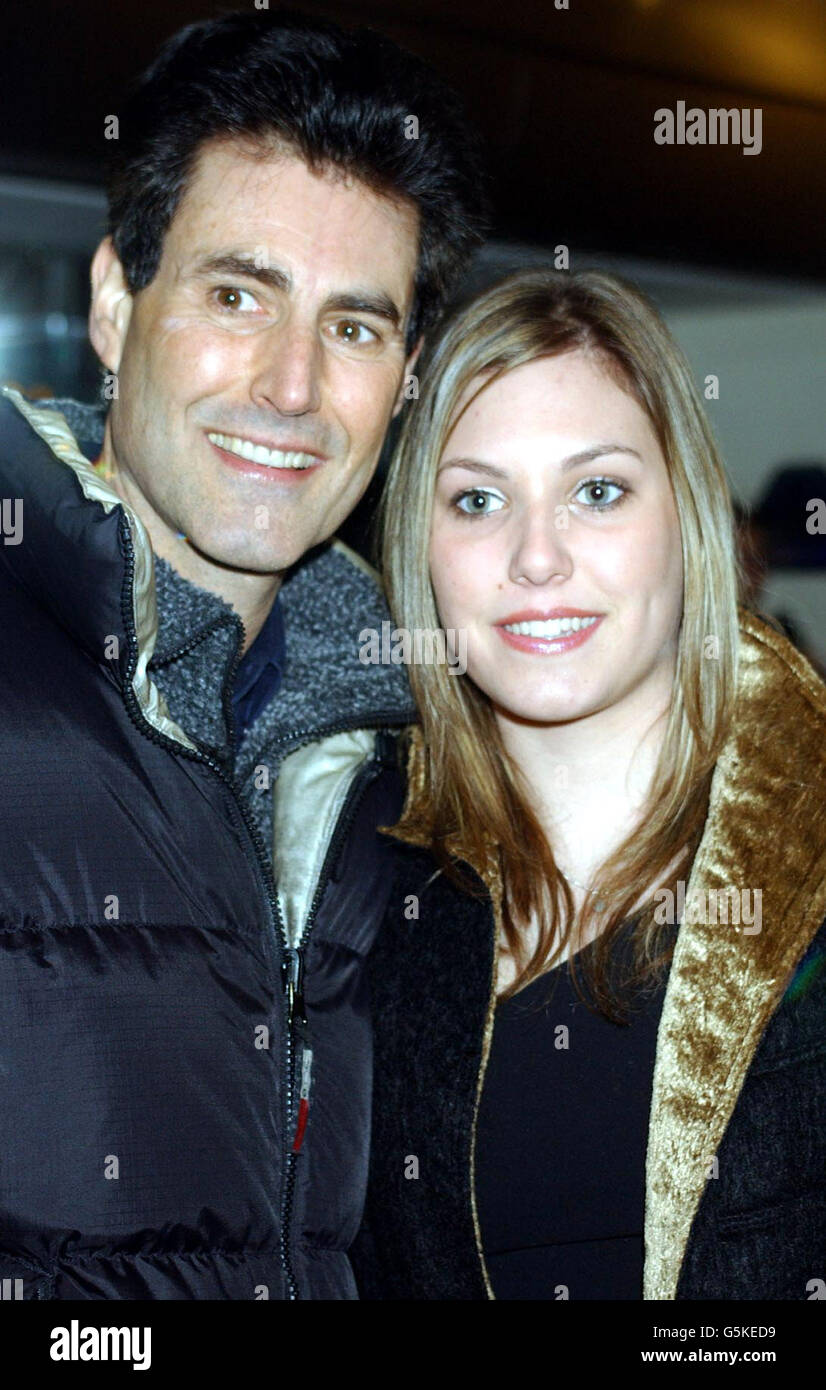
{"left": 249, "top": 316, "right": 323, "bottom": 417}
{"left": 508, "top": 504, "right": 574, "bottom": 586}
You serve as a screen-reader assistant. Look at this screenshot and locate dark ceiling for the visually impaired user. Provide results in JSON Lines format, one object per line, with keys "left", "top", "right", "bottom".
{"left": 4, "top": 0, "right": 826, "bottom": 278}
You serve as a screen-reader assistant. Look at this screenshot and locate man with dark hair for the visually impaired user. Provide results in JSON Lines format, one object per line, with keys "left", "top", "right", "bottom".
{"left": 0, "top": 10, "right": 486, "bottom": 1300}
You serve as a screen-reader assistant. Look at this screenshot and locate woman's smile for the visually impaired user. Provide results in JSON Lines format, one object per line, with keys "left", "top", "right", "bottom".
{"left": 495, "top": 608, "right": 605, "bottom": 654}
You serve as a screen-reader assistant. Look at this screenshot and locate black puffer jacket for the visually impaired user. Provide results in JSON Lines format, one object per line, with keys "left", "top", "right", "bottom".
{"left": 0, "top": 387, "right": 413, "bottom": 1300}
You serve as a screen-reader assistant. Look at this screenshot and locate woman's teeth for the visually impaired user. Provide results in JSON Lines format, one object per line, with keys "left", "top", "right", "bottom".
{"left": 208, "top": 433, "right": 318, "bottom": 469}
{"left": 504, "top": 616, "right": 598, "bottom": 637}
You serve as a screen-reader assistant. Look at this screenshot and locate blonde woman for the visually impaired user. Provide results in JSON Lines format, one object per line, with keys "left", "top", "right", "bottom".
{"left": 350, "top": 269, "right": 826, "bottom": 1301}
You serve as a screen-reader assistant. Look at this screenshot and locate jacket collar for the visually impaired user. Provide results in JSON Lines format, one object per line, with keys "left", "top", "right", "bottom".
{"left": 0, "top": 387, "right": 416, "bottom": 768}
{"left": 644, "top": 610, "right": 826, "bottom": 1297}
{"left": 0, "top": 386, "right": 199, "bottom": 752}
{"left": 393, "top": 608, "right": 826, "bottom": 1298}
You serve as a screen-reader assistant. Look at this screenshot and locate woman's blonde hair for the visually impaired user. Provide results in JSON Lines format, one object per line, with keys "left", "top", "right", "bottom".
{"left": 381, "top": 268, "right": 741, "bottom": 1016}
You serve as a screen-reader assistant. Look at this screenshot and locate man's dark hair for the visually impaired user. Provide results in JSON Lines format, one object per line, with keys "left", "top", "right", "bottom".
{"left": 107, "top": 9, "right": 489, "bottom": 350}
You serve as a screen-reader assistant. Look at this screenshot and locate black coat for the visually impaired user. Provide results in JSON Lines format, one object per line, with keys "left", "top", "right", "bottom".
{"left": 0, "top": 387, "right": 412, "bottom": 1300}
{"left": 351, "top": 611, "right": 826, "bottom": 1300}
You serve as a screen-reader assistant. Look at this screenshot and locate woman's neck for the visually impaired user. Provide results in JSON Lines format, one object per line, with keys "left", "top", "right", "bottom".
{"left": 495, "top": 671, "right": 673, "bottom": 880}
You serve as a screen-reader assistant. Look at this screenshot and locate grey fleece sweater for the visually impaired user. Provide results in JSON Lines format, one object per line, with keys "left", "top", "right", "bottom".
{"left": 42, "top": 398, "right": 416, "bottom": 854}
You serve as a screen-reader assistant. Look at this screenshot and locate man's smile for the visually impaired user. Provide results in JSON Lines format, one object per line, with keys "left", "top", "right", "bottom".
{"left": 206, "top": 431, "right": 325, "bottom": 470}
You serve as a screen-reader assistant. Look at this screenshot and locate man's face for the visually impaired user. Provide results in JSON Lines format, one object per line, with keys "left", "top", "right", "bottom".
{"left": 92, "top": 139, "right": 421, "bottom": 574}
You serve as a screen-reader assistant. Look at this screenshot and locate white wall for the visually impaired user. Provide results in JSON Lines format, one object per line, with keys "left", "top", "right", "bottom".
{"left": 665, "top": 297, "right": 826, "bottom": 665}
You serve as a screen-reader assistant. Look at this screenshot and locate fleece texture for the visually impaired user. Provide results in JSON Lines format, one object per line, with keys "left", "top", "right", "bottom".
{"left": 38, "top": 397, "right": 416, "bottom": 854}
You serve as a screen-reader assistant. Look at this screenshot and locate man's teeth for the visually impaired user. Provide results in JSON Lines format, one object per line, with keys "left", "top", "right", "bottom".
{"left": 504, "top": 616, "right": 598, "bottom": 638}
{"left": 208, "top": 433, "right": 318, "bottom": 469}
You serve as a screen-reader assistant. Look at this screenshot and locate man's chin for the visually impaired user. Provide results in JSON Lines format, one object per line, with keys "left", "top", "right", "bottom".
{"left": 179, "top": 529, "right": 316, "bottom": 578}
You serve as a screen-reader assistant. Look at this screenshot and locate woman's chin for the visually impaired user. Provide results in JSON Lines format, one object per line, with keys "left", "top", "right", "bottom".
{"left": 488, "top": 689, "right": 602, "bottom": 728}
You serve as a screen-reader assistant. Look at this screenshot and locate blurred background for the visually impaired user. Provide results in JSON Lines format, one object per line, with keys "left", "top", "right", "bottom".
{"left": 2, "top": 0, "right": 825, "bottom": 662}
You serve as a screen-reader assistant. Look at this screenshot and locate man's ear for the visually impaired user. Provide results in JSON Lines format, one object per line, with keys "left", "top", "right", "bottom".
{"left": 88, "top": 237, "right": 134, "bottom": 373}
{"left": 392, "top": 335, "right": 424, "bottom": 418}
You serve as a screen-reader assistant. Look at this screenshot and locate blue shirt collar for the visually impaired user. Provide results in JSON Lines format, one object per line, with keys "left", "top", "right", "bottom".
{"left": 232, "top": 591, "right": 286, "bottom": 736}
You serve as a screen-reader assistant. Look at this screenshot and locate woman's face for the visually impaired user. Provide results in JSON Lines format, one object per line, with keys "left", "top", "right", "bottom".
{"left": 429, "top": 349, "right": 684, "bottom": 728}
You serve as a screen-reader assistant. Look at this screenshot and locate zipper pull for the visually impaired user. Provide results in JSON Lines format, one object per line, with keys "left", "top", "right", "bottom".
{"left": 283, "top": 946, "right": 313, "bottom": 1152}
{"left": 282, "top": 946, "right": 305, "bottom": 1032}
{"left": 291, "top": 1042, "right": 314, "bottom": 1154}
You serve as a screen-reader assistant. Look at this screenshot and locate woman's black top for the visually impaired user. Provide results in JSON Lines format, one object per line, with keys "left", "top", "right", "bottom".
{"left": 475, "top": 922, "right": 673, "bottom": 1300}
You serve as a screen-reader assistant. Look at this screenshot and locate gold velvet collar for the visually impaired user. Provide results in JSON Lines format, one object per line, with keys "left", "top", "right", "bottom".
{"left": 391, "top": 608, "right": 826, "bottom": 1298}
{"left": 644, "top": 609, "right": 826, "bottom": 1297}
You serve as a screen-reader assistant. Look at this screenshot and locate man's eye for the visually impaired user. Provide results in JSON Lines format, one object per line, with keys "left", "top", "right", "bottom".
{"left": 574, "top": 478, "right": 627, "bottom": 509}
{"left": 213, "top": 286, "right": 259, "bottom": 312}
{"left": 454, "top": 489, "right": 506, "bottom": 517}
{"left": 330, "top": 319, "right": 379, "bottom": 346}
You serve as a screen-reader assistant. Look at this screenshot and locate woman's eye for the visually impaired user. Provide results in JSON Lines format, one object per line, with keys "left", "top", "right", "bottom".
{"left": 574, "top": 478, "right": 626, "bottom": 509}
{"left": 454, "top": 488, "right": 506, "bottom": 516}
{"left": 214, "top": 286, "right": 259, "bottom": 313}
{"left": 330, "top": 319, "right": 379, "bottom": 346}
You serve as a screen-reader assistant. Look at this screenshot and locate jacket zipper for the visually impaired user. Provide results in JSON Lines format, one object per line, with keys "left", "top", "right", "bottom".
{"left": 277, "top": 750, "right": 392, "bottom": 1293}
{"left": 118, "top": 519, "right": 411, "bottom": 1299}
{"left": 116, "top": 523, "right": 304, "bottom": 1293}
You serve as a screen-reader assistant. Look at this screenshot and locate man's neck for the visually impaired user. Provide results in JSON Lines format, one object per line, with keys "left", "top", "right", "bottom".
{"left": 151, "top": 528, "right": 281, "bottom": 657}
{"left": 99, "top": 448, "right": 281, "bottom": 656}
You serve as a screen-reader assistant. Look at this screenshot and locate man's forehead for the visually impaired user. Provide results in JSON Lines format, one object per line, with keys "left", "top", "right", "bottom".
{"left": 168, "top": 137, "right": 420, "bottom": 294}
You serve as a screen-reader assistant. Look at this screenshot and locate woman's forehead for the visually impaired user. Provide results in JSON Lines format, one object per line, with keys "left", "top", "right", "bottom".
{"left": 443, "top": 351, "right": 651, "bottom": 452}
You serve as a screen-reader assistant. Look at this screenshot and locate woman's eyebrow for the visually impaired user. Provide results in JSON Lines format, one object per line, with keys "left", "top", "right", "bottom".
{"left": 559, "top": 444, "right": 643, "bottom": 472}
{"left": 439, "top": 445, "right": 642, "bottom": 478}
{"left": 438, "top": 458, "right": 509, "bottom": 479}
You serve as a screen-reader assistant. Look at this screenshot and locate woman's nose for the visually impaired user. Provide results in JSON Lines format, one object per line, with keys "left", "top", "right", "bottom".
{"left": 508, "top": 505, "right": 573, "bottom": 586}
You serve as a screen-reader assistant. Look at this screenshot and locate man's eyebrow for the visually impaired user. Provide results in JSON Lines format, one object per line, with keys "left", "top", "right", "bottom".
{"left": 324, "top": 292, "right": 402, "bottom": 330}
{"left": 191, "top": 253, "right": 290, "bottom": 292}
{"left": 189, "top": 254, "right": 403, "bottom": 328}
{"left": 438, "top": 444, "right": 643, "bottom": 477}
